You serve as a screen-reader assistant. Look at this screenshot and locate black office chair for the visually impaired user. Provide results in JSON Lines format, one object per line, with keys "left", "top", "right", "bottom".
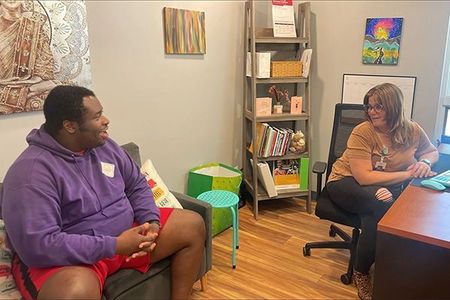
{"left": 303, "top": 103, "right": 366, "bottom": 285}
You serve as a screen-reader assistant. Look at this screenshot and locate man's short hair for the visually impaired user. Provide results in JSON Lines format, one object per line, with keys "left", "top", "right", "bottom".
{"left": 43, "top": 85, "right": 95, "bottom": 136}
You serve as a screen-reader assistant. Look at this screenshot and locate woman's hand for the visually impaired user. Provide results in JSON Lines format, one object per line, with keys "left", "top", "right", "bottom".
{"left": 375, "top": 188, "right": 393, "bottom": 202}
{"left": 407, "top": 161, "right": 436, "bottom": 178}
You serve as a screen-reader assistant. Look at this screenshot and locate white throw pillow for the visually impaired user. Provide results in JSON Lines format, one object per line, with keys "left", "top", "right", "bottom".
{"left": 140, "top": 159, "right": 183, "bottom": 209}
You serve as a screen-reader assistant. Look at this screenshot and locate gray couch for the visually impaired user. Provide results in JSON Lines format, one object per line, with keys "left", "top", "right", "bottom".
{"left": 103, "top": 142, "right": 212, "bottom": 299}
{"left": 0, "top": 142, "right": 212, "bottom": 299}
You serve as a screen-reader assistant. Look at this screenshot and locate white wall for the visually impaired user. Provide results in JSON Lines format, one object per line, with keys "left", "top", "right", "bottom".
{"left": 86, "top": 1, "right": 245, "bottom": 193}
{"left": 1, "top": 1, "right": 449, "bottom": 194}
{"left": 0, "top": 1, "right": 245, "bottom": 193}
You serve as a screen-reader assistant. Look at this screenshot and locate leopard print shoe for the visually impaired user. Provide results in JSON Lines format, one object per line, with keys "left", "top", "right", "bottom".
{"left": 353, "top": 270, "right": 373, "bottom": 300}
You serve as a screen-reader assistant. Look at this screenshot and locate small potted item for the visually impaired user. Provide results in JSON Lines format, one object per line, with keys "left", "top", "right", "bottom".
{"left": 273, "top": 103, "right": 283, "bottom": 114}
{"left": 268, "top": 85, "right": 289, "bottom": 115}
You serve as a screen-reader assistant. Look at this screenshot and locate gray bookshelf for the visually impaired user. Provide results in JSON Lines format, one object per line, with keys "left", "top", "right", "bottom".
{"left": 242, "top": 1, "right": 312, "bottom": 219}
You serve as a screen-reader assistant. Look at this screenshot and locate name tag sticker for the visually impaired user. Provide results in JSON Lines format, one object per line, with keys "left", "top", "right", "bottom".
{"left": 101, "top": 162, "right": 115, "bottom": 178}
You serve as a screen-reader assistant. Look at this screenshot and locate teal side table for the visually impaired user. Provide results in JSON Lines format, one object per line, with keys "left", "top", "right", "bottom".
{"left": 197, "top": 190, "right": 239, "bottom": 268}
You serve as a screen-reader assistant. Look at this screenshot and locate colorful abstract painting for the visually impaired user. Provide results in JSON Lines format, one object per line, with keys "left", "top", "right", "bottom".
{"left": 0, "top": 0, "right": 92, "bottom": 115}
{"left": 362, "top": 18, "right": 403, "bottom": 65}
{"left": 163, "top": 7, "right": 206, "bottom": 54}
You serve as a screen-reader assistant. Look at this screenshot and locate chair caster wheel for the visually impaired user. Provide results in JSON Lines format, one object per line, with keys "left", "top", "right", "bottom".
{"left": 303, "top": 247, "right": 310, "bottom": 256}
{"left": 329, "top": 227, "right": 337, "bottom": 237}
{"left": 340, "top": 274, "right": 352, "bottom": 285}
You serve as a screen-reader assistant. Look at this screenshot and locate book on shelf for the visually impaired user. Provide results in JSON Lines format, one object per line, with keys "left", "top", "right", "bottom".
{"left": 250, "top": 159, "right": 278, "bottom": 198}
{"left": 246, "top": 52, "right": 271, "bottom": 78}
{"left": 249, "top": 123, "right": 298, "bottom": 158}
{"left": 270, "top": 157, "right": 309, "bottom": 192}
{"left": 272, "top": 159, "right": 300, "bottom": 191}
{"left": 259, "top": 125, "right": 294, "bottom": 158}
{"left": 299, "top": 157, "right": 309, "bottom": 190}
{"left": 248, "top": 122, "right": 269, "bottom": 154}
{"left": 261, "top": 126, "right": 275, "bottom": 157}
{"left": 300, "top": 49, "right": 312, "bottom": 78}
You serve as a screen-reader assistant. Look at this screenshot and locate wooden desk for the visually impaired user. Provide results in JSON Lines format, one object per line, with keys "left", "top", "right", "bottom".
{"left": 373, "top": 185, "right": 450, "bottom": 299}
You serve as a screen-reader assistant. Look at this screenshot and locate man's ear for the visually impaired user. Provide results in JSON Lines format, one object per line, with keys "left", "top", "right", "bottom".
{"left": 62, "top": 120, "right": 78, "bottom": 134}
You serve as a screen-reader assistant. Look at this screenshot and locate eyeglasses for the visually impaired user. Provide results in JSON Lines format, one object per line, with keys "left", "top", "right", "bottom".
{"left": 364, "top": 103, "right": 384, "bottom": 113}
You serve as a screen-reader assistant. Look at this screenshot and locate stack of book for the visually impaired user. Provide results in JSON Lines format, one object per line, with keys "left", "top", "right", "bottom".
{"left": 248, "top": 123, "right": 294, "bottom": 158}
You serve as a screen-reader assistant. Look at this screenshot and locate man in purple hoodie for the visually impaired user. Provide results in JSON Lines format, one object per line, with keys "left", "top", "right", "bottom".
{"left": 1, "top": 85, "right": 206, "bottom": 300}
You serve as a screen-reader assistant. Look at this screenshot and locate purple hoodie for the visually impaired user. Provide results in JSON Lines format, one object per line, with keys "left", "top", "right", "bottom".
{"left": 1, "top": 126, "right": 159, "bottom": 268}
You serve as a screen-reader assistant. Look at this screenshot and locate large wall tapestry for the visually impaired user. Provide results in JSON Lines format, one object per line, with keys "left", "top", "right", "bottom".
{"left": 0, "top": 0, "right": 92, "bottom": 115}
{"left": 362, "top": 17, "right": 403, "bottom": 65}
{"left": 163, "top": 7, "right": 206, "bottom": 54}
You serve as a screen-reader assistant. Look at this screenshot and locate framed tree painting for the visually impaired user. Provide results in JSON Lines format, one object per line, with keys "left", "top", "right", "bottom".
{"left": 362, "top": 17, "right": 403, "bottom": 65}
{"left": 163, "top": 7, "right": 206, "bottom": 54}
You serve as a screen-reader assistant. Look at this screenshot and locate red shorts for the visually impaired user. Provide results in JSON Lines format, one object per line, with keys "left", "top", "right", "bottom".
{"left": 12, "top": 207, "right": 174, "bottom": 300}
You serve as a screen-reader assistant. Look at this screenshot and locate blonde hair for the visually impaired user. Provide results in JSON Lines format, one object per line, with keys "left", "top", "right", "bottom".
{"left": 363, "top": 83, "right": 414, "bottom": 149}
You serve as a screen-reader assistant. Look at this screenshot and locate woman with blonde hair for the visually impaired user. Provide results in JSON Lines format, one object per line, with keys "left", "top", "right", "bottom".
{"left": 326, "top": 83, "right": 439, "bottom": 300}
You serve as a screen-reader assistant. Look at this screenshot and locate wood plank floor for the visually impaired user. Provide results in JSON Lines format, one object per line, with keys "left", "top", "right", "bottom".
{"left": 191, "top": 198, "right": 358, "bottom": 299}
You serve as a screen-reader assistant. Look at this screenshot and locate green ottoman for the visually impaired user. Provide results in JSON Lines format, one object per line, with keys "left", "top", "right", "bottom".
{"left": 187, "top": 163, "right": 242, "bottom": 236}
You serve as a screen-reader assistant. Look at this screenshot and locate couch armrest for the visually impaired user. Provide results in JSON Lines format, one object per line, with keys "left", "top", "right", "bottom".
{"left": 171, "top": 191, "right": 212, "bottom": 273}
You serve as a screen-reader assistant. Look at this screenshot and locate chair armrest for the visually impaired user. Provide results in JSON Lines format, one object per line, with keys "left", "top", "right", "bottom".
{"left": 312, "top": 161, "right": 327, "bottom": 197}
{"left": 312, "top": 161, "right": 327, "bottom": 174}
{"left": 171, "top": 191, "right": 212, "bottom": 272}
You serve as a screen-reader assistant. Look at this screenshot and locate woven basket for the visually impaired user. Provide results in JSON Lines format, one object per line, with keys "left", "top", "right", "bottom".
{"left": 271, "top": 61, "right": 303, "bottom": 77}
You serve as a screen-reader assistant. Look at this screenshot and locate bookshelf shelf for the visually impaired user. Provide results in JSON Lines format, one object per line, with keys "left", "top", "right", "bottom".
{"left": 246, "top": 149, "right": 308, "bottom": 162}
{"left": 252, "top": 27, "right": 309, "bottom": 44}
{"left": 243, "top": 178, "right": 309, "bottom": 201}
{"left": 245, "top": 110, "right": 310, "bottom": 122}
{"left": 243, "top": 1, "right": 312, "bottom": 219}
{"left": 255, "top": 37, "right": 309, "bottom": 44}
{"left": 254, "top": 77, "right": 308, "bottom": 84}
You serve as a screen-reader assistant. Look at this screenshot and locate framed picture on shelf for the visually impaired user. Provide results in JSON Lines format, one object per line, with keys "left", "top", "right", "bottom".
{"left": 290, "top": 96, "right": 303, "bottom": 114}
{"left": 255, "top": 97, "right": 272, "bottom": 116}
